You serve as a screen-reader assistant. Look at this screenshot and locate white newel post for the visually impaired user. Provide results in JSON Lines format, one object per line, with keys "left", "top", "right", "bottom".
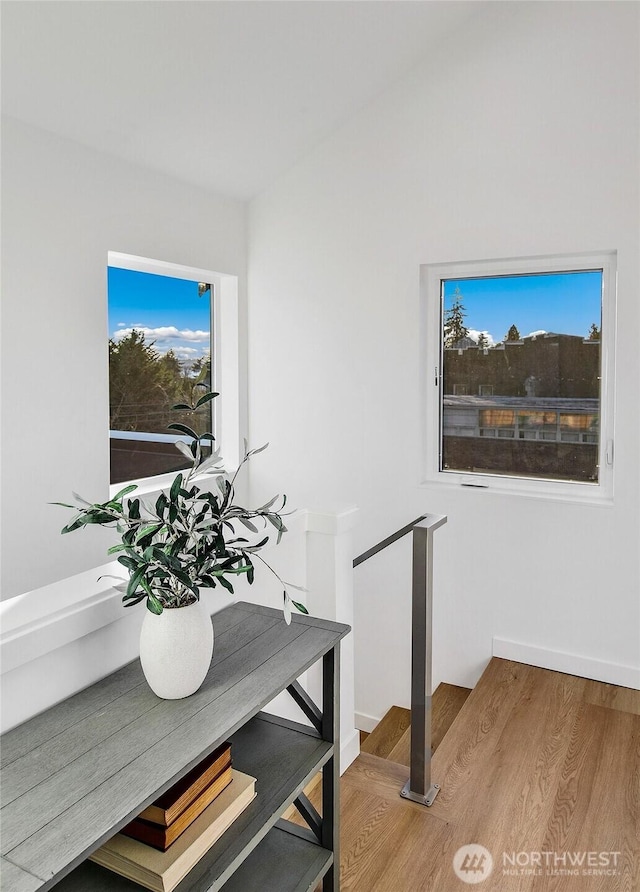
{"left": 305, "top": 506, "right": 360, "bottom": 772}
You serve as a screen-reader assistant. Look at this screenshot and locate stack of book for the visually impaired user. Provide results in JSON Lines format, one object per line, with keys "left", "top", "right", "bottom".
{"left": 90, "top": 742, "right": 256, "bottom": 892}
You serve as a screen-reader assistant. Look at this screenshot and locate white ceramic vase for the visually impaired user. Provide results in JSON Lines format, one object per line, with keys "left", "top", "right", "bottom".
{"left": 139, "top": 599, "right": 214, "bottom": 699}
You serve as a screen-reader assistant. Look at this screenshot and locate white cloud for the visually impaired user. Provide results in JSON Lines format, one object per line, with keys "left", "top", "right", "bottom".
{"left": 467, "top": 329, "right": 496, "bottom": 347}
{"left": 171, "top": 346, "right": 200, "bottom": 359}
{"left": 117, "top": 322, "right": 126, "bottom": 327}
{"left": 110, "top": 326, "right": 210, "bottom": 361}
{"left": 526, "top": 329, "right": 547, "bottom": 339}
{"left": 112, "top": 325, "right": 209, "bottom": 344}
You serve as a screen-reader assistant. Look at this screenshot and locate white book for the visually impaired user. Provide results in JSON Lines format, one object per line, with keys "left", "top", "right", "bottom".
{"left": 90, "top": 770, "right": 256, "bottom": 892}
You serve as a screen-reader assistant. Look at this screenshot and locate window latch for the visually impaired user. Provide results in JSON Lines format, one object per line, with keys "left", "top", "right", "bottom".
{"left": 606, "top": 439, "right": 614, "bottom": 466}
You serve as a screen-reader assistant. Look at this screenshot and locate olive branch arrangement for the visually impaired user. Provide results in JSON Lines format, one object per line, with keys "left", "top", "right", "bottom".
{"left": 55, "top": 389, "right": 307, "bottom": 623}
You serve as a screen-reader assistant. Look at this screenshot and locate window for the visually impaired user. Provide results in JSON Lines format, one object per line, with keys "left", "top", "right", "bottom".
{"left": 421, "top": 253, "right": 616, "bottom": 501}
{"left": 108, "top": 253, "right": 240, "bottom": 491}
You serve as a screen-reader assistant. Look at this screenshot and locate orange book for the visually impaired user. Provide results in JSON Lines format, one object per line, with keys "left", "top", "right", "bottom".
{"left": 138, "top": 742, "right": 231, "bottom": 827}
{"left": 122, "top": 763, "right": 233, "bottom": 850}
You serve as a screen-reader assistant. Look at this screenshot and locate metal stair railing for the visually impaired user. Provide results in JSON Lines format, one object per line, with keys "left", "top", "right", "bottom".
{"left": 353, "top": 513, "right": 448, "bottom": 806}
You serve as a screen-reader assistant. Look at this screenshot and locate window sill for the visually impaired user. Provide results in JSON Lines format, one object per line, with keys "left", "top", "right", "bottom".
{"left": 109, "top": 466, "right": 233, "bottom": 501}
{"left": 419, "top": 475, "right": 614, "bottom": 508}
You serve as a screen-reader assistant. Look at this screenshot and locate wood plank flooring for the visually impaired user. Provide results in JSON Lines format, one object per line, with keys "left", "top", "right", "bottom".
{"left": 385, "top": 683, "right": 472, "bottom": 766}
{"left": 360, "top": 706, "right": 412, "bottom": 760}
{"left": 286, "top": 684, "right": 469, "bottom": 824}
{"left": 302, "top": 659, "right": 640, "bottom": 891}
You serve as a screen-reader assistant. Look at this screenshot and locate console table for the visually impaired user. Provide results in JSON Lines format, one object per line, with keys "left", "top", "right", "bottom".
{"left": 0, "top": 601, "right": 350, "bottom": 892}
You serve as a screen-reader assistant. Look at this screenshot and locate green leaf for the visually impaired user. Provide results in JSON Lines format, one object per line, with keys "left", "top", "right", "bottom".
{"left": 127, "top": 498, "right": 140, "bottom": 520}
{"left": 170, "top": 474, "right": 183, "bottom": 502}
{"left": 113, "top": 484, "right": 138, "bottom": 501}
{"left": 155, "top": 492, "right": 168, "bottom": 517}
{"left": 146, "top": 593, "right": 164, "bottom": 614}
{"left": 291, "top": 600, "right": 309, "bottom": 615}
{"left": 239, "top": 517, "right": 259, "bottom": 533}
{"left": 226, "top": 565, "right": 251, "bottom": 575}
{"left": 150, "top": 546, "right": 180, "bottom": 569}
{"left": 107, "top": 543, "right": 127, "bottom": 554}
{"left": 50, "top": 501, "right": 76, "bottom": 508}
{"left": 171, "top": 567, "right": 197, "bottom": 594}
{"left": 171, "top": 402, "right": 193, "bottom": 411}
{"left": 217, "top": 575, "right": 234, "bottom": 594}
{"left": 139, "top": 575, "right": 154, "bottom": 596}
{"left": 80, "top": 511, "right": 117, "bottom": 526}
{"left": 242, "top": 537, "right": 269, "bottom": 553}
{"left": 122, "top": 590, "right": 145, "bottom": 602}
{"left": 126, "top": 565, "right": 147, "bottom": 597}
{"left": 167, "top": 423, "right": 199, "bottom": 440}
{"left": 117, "top": 555, "right": 141, "bottom": 572}
{"left": 195, "top": 392, "right": 219, "bottom": 408}
{"left": 61, "top": 516, "right": 89, "bottom": 534}
{"left": 123, "top": 593, "right": 146, "bottom": 608}
{"left": 135, "top": 523, "right": 162, "bottom": 543}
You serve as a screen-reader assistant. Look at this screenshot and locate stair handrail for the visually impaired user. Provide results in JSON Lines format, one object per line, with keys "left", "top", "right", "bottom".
{"left": 353, "top": 512, "right": 448, "bottom": 807}
{"left": 352, "top": 515, "right": 428, "bottom": 567}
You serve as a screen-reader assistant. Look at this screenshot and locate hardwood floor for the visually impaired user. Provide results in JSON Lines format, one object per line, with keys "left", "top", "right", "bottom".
{"left": 385, "top": 683, "right": 472, "bottom": 766}
{"left": 360, "top": 705, "right": 412, "bottom": 760}
{"left": 299, "top": 659, "right": 640, "bottom": 891}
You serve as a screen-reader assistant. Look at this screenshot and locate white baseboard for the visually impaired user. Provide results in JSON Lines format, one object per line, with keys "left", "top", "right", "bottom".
{"left": 493, "top": 637, "right": 640, "bottom": 690}
{"left": 354, "top": 711, "right": 381, "bottom": 733}
{"left": 340, "top": 728, "right": 361, "bottom": 773}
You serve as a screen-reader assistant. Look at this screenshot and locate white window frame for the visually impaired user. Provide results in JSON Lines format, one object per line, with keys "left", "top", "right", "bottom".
{"left": 107, "top": 252, "right": 240, "bottom": 498}
{"left": 420, "top": 251, "right": 617, "bottom": 504}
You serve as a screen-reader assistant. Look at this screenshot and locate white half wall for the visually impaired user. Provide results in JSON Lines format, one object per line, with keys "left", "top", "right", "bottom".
{"left": 247, "top": 2, "right": 640, "bottom": 722}
{"left": 0, "top": 117, "right": 247, "bottom": 600}
{"left": 1, "top": 508, "right": 359, "bottom": 774}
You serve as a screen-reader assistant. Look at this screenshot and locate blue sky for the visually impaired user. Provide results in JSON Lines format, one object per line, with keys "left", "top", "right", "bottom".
{"left": 108, "top": 267, "right": 211, "bottom": 364}
{"left": 443, "top": 271, "right": 602, "bottom": 345}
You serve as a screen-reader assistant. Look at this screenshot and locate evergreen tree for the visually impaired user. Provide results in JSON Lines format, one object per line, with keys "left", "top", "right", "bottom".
{"left": 476, "top": 332, "right": 489, "bottom": 349}
{"left": 505, "top": 324, "right": 521, "bottom": 341}
{"left": 588, "top": 322, "right": 601, "bottom": 341}
{"left": 109, "top": 331, "right": 202, "bottom": 434}
{"left": 109, "top": 330, "right": 168, "bottom": 432}
{"left": 443, "top": 286, "right": 469, "bottom": 347}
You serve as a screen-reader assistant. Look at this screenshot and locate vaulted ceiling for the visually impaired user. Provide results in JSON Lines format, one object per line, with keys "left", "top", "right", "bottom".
{"left": 2, "top": 1, "right": 482, "bottom": 199}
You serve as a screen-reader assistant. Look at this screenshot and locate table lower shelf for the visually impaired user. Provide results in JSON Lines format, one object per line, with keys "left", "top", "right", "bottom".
{"left": 206, "top": 825, "right": 331, "bottom": 892}
{"left": 50, "top": 826, "right": 332, "bottom": 892}
{"left": 52, "top": 712, "right": 333, "bottom": 892}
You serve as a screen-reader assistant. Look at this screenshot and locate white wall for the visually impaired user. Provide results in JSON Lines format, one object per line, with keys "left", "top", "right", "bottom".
{"left": 1, "top": 118, "right": 247, "bottom": 600}
{"left": 247, "top": 2, "right": 640, "bottom": 721}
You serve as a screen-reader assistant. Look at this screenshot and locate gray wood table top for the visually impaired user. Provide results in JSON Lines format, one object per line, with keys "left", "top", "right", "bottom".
{"left": 0, "top": 601, "right": 349, "bottom": 891}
